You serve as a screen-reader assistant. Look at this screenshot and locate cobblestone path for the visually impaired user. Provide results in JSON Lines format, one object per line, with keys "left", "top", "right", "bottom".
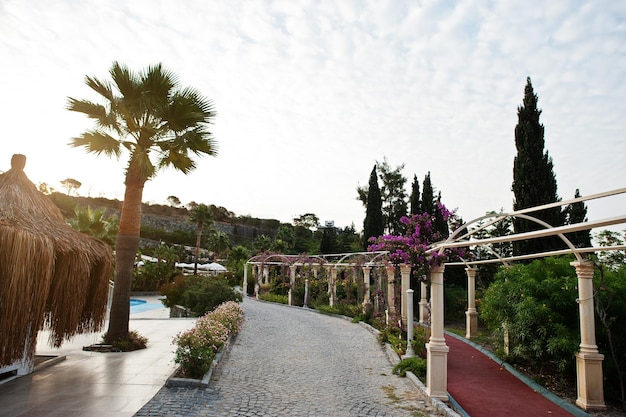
{"left": 135, "top": 298, "right": 444, "bottom": 417}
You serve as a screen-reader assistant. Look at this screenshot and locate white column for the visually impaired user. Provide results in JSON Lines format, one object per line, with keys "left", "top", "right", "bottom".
{"left": 400, "top": 264, "right": 411, "bottom": 325}
{"left": 304, "top": 278, "right": 309, "bottom": 308}
{"left": 426, "top": 264, "right": 449, "bottom": 401}
{"left": 263, "top": 264, "right": 269, "bottom": 285}
{"left": 403, "top": 289, "right": 416, "bottom": 359}
{"left": 330, "top": 267, "right": 337, "bottom": 307}
{"left": 419, "top": 280, "right": 428, "bottom": 325}
{"left": 571, "top": 261, "right": 605, "bottom": 411}
{"left": 386, "top": 265, "right": 396, "bottom": 316}
{"left": 288, "top": 265, "right": 297, "bottom": 306}
{"left": 465, "top": 268, "right": 478, "bottom": 339}
{"left": 363, "top": 266, "right": 371, "bottom": 306}
{"left": 243, "top": 263, "right": 248, "bottom": 296}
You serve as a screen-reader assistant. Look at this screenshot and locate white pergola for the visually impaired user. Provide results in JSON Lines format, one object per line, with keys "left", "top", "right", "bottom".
{"left": 243, "top": 187, "right": 626, "bottom": 412}
{"left": 425, "top": 186, "right": 626, "bottom": 410}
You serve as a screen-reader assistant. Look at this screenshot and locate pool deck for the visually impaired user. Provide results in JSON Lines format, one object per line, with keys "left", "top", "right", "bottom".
{"left": 0, "top": 295, "right": 195, "bottom": 417}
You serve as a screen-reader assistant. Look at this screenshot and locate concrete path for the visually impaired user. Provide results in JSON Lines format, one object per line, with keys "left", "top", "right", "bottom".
{"left": 135, "top": 298, "right": 444, "bottom": 417}
{"left": 0, "top": 296, "right": 195, "bottom": 417}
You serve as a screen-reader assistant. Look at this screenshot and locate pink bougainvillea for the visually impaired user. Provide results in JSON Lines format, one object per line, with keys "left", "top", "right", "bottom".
{"left": 368, "top": 203, "right": 470, "bottom": 278}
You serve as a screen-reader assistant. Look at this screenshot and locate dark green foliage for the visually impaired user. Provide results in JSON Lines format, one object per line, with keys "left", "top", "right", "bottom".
{"left": 159, "top": 273, "right": 188, "bottom": 307}
{"left": 362, "top": 165, "right": 384, "bottom": 249}
{"left": 161, "top": 275, "right": 242, "bottom": 316}
{"left": 594, "top": 265, "right": 626, "bottom": 406}
{"left": 564, "top": 189, "right": 591, "bottom": 248}
{"left": 101, "top": 330, "right": 148, "bottom": 352}
{"left": 481, "top": 257, "right": 580, "bottom": 374}
{"left": 421, "top": 172, "right": 434, "bottom": 216}
{"left": 377, "top": 158, "right": 408, "bottom": 235}
{"left": 319, "top": 227, "right": 338, "bottom": 254}
{"left": 409, "top": 174, "right": 421, "bottom": 215}
{"left": 393, "top": 357, "right": 427, "bottom": 378}
{"left": 512, "top": 77, "right": 565, "bottom": 256}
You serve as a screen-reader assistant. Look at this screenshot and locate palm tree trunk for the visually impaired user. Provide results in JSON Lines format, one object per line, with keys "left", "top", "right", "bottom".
{"left": 105, "top": 167, "right": 145, "bottom": 343}
{"left": 194, "top": 225, "right": 203, "bottom": 275}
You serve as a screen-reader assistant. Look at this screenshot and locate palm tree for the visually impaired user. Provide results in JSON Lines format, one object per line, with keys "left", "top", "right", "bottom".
{"left": 189, "top": 203, "right": 213, "bottom": 275}
{"left": 208, "top": 230, "right": 231, "bottom": 262}
{"left": 68, "top": 205, "right": 119, "bottom": 246}
{"left": 67, "top": 62, "right": 217, "bottom": 343}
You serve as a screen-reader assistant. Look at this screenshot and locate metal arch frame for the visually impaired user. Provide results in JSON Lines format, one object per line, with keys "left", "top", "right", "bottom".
{"left": 428, "top": 187, "right": 626, "bottom": 266}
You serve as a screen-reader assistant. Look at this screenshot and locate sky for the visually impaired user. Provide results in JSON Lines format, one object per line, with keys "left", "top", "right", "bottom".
{"left": 1, "top": 0, "right": 625, "bottom": 232}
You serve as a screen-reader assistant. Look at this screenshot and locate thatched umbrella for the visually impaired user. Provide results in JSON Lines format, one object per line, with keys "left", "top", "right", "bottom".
{"left": 0, "top": 154, "right": 113, "bottom": 367}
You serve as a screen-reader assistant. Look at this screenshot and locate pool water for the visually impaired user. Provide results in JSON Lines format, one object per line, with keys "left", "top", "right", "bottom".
{"left": 130, "top": 299, "right": 147, "bottom": 307}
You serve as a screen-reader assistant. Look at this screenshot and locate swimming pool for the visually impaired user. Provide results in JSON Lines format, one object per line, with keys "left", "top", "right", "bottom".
{"left": 130, "top": 299, "right": 147, "bottom": 307}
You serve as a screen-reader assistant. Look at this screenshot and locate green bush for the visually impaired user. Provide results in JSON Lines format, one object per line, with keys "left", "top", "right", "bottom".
{"left": 181, "top": 276, "right": 243, "bottom": 316}
{"left": 393, "top": 356, "right": 427, "bottom": 378}
{"left": 481, "top": 257, "right": 580, "bottom": 374}
{"left": 258, "top": 292, "right": 288, "bottom": 304}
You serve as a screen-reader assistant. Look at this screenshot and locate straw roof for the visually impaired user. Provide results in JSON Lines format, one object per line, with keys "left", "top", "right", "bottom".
{"left": 0, "top": 154, "right": 113, "bottom": 366}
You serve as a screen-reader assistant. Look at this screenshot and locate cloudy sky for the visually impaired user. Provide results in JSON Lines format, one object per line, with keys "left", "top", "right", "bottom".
{"left": 1, "top": 0, "right": 625, "bottom": 231}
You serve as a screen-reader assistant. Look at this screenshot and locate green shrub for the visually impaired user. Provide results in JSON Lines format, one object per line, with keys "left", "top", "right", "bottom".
{"left": 393, "top": 356, "right": 427, "bottom": 378}
{"left": 258, "top": 292, "right": 288, "bottom": 304}
{"left": 481, "top": 257, "right": 580, "bottom": 374}
{"left": 159, "top": 273, "right": 188, "bottom": 307}
{"left": 181, "top": 276, "right": 243, "bottom": 316}
{"left": 101, "top": 330, "right": 148, "bottom": 352}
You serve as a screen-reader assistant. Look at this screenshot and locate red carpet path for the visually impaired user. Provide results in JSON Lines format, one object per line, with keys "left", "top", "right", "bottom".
{"left": 446, "top": 334, "right": 578, "bottom": 417}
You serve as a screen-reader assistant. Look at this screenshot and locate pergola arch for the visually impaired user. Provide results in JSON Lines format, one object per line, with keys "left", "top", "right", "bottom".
{"left": 421, "top": 187, "right": 626, "bottom": 410}
{"left": 241, "top": 187, "right": 626, "bottom": 411}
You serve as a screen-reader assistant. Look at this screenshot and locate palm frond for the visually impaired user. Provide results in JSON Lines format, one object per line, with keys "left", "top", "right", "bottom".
{"left": 178, "top": 128, "right": 218, "bottom": 156}
{"left": 158, "top": 151, "right": 196, "bottom": 174}
{"left": 84, "top": 76, "right": 114, "bottom": 102}
{"left": 68, "top": 131, "right": 122, "bottom": 158}
{"left": 66, "top": 98, "right": 107, "bottom": 120}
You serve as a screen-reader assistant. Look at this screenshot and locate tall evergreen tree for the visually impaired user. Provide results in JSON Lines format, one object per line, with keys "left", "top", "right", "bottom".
{"left": 433, "top": 192, "right": 449, "bottom": 240}
{"left": 377, "top": 158, "right": 408, "bottom": 235}
{"left": 511, "top": 77, "right": 565, "bottom": 256}
{"left": 362, "top": 165, "right": 384, "bottom": 249}
{"left": 319, "top": 226, "right": 338, "bottom": 254}
{"left": 409, "top": 174, "right": 421, "bottom": 215}
{"left": 565, "top": 189, "right": 591, "bottom": 248}
{"left": 421, "top": 172, "right": 435, "bottom": 215}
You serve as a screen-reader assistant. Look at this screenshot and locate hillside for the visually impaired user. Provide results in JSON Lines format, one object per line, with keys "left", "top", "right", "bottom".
{"left": 47, "top": 192, "right": 283, "bottom": 247}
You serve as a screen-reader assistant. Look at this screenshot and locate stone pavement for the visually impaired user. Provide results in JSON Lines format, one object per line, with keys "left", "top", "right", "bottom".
{"left": 135, "top": 298, "right": 448, "bottom": 417}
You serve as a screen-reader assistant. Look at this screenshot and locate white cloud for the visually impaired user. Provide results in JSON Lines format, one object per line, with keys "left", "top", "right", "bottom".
{"left": 1, "top": 0, "right": 625, "bottom": 232}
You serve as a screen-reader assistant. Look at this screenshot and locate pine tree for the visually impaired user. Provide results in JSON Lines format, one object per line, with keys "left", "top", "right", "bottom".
{"left": 512, "top": 77, "right": 565, "bottom": 256}
{"left": 362, "top": 165, "right": 384, "bottom": 249}
{"left": 409, "top": 174, "right": 421, "bottom": 215}
{"left": 565, "top": 189, "right": 591, "bottom": 248}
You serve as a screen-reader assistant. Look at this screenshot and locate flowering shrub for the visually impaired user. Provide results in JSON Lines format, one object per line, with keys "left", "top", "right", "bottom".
{"left": 173, "top": 302, "right": 244, "bottom": 379}
{"left": 207, "top": 301, "right": 245, "bottom": 334}
{"left": 368, "top": 203, "right": 470, "bottom": 277}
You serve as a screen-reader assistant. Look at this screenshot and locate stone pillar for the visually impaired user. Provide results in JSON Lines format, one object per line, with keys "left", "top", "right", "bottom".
{"left": 403, "top": 289, "right": 416, "bottom": 359}
{"left": 304, "top": 279, "right": 309, "bottom": 308}
{"left": 386, "top": 265, "right": 396, "bottom": 316}
{"left": 263, "top": 264, "right": 269, "bottom": 285}
{"left": 571, "top": 261, "right": 606, "bottom": 411}
{"left": 426, "top": 264, "right": 449, "bottom": 401}
{"left": 243, "top": 263, "right": 248, "bottom": 296}
{"left": 288, "top": 265, "right": 297, "bottom": 306}
{"left": 465, "top": 268, "right": 478, "bottom": 339}
{"left": 400, "top": 264, "right": 411, "bottom": 325}
{"left": 330, "top": 267, "right": 337, "bottom": 307}
{"left": 363, "top": 266, "right": 371, "bottom": 306}
{"left": 419, "top": 281, "right": 428, "bottom": 325}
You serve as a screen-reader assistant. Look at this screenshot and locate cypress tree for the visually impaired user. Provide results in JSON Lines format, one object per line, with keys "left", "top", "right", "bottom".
{"left": 409, "top": 174, "right": 421, "bottom": 215}
{"left": 512, "top": 77, "right": 565, "bottom": 256}
{"left": 362, "top": 165, "right": 384, "bottom": 249}
{"left": 565, "top": 189, "right": 591, "bottom": 248}
{"left": 377, "top": 158, "right": 408, "bottom": 235}
{"left": 421, "top": 172, "right": 435, "bottom": 216}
